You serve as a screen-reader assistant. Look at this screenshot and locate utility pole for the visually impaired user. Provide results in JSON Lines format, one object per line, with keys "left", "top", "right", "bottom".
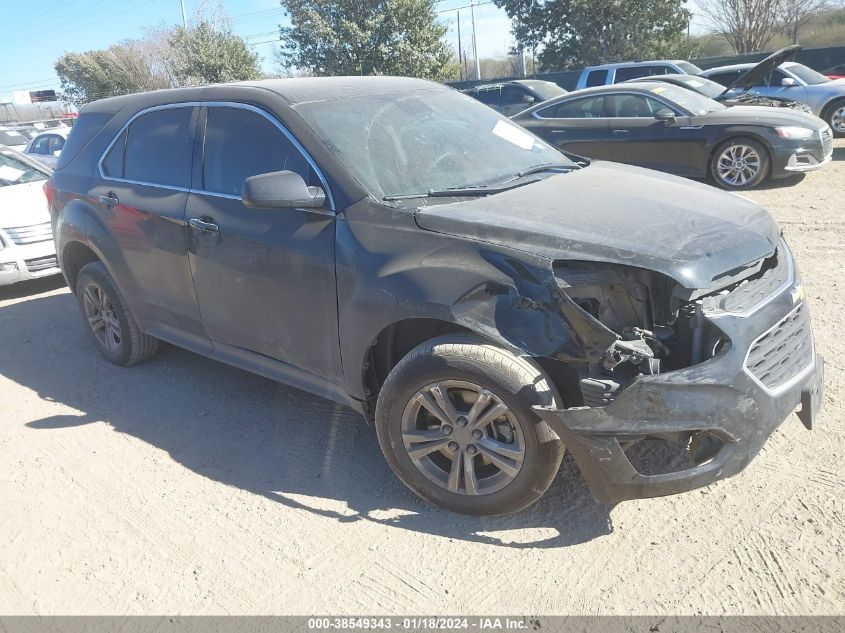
{"left": 470, "top": 1, "right": 480, "bottom": 81}
{"left": 179, "top": 0, "right": 188, "bottom": 29}
{"left": 457, "top": 10, "right": 464, "bottom": 83}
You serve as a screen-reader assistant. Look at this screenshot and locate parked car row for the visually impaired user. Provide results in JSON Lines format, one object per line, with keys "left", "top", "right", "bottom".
{"left": 465, "top": 46, "right": 840, "bottom": 189}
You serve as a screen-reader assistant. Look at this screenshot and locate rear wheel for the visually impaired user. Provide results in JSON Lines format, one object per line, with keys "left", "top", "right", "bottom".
{"left": 710, "top": 138, "right": 770, "bottom": 190}
{"left": 375, "top": 335, "right": 564, "bottom": 515}
{"left": 75, "top": 261, "right": 159, "bottom": 366}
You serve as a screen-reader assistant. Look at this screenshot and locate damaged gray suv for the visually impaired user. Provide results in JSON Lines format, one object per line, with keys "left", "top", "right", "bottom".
{"left": 49, "top": 78, "right": 824, "bottom": 515}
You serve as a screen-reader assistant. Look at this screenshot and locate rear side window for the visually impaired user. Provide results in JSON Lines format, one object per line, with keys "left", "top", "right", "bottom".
{"left": 585, "top": 70, "right": 608, "bottom": 87}
{"left": 122, "top": 108, "right": 195, "bottom": 188}
{"left": 474, "top": 88, "right": 502, "bottom": 106}
{"left": 541, "top": 96, "right": 605, "bottom": 118}
{"left": 501, "top": 86, "right": 532, "bottom": 106}
{"left": 55, "top": 113, "right": 113, "bottom": 170}
{"left": 201, "top": 107, "right": 311, "bottom": 196}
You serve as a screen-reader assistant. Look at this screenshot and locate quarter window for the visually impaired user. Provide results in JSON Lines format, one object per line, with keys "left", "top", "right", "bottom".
{"left": 201, "top": 107, "right": 310, "bottom": 197}
{"left": 121, "top": 107, "right": 195, "bottom": 188}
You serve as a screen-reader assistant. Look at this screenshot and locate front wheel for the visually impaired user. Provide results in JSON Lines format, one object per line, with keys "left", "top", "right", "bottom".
{"left": 823, "top": 99, "right": 845, "bottom": 137}
{"left": 710, "top": 138, "right": 770, "bottom": 190}
{"left": 375, "top": 335, "right": 564, "bottom": 516}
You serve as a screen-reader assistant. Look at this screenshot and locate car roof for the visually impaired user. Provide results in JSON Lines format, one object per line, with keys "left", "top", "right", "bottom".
{"left": 520, "top": 82, "right": 672, "bottom": 111}
{"left": 583, "top": 60, "right": 687, "bottom": 71}
{"left": 704, "top": 61, "right": 802, "bottom": 73}
{"left": 32, "top": 127, "right": 70, "bottom": 137}
{"left": 82, "top": 77, "right": 445, "bottom": 114}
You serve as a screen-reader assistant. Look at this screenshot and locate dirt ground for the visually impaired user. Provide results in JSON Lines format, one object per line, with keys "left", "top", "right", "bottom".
{"left": 1, "top": 142, "right": 843, "bottom": 616}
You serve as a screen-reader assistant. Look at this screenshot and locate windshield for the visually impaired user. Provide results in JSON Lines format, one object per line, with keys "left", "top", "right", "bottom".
{"left": 0, "top": 151, "right": 48, "bottom": 185}
{"left": 293, "top": 88, "right": 572, "bottom": 201}
{"left": 0, "top": 129, "right": 27, "bottom": 146}
{"left": 672, "top": 76, "right": 724, "bottom": 99}
{"left": 785, "top": 63, "right": 830, "bottom": 85}
{"left": 647, "top": 83, "right": 725, "bottom": 115}
{"left": 677, "top": 61, "right": 704, "bottom": 75}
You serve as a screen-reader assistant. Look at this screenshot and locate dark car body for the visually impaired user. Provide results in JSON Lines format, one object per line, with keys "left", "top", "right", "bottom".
{"left": 464, "top": 79, "right": 567, "bottom": 116}
{"left": 49, "top": 78, "right": 823, "bottom": 506}
{"left": 823, "top": 64, "right": 845, "bottom": 79}
{"left": 625, "top": 73, "right": 814, "bottom": 114}
{"left": 511, "top": 82, "right": 833, "bottom": 182}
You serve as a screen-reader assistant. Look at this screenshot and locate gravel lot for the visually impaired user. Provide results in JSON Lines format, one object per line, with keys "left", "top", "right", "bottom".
{"left": 1, "top": 142, "right": 843, "bottom": 616}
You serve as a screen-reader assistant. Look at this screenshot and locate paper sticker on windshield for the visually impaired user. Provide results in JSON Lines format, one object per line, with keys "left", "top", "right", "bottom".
{"left": 685, "top": 80, "right": 705, "bottom": 88}
{"left": 492, "top": 120, "right": 535, "bottom": 150}
{"left": 650, "top": 86, "right": 667, "bottom": 94}
{"left": 0, "top": 165, "right": 25, "bottom": 181}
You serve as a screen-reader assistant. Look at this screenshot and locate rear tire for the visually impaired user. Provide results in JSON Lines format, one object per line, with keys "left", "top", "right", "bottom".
{"left": 710, "top": 138, "right": 770, "bottom": 190}
{"left": 375, "top": 335, "right": 564, "bottom": 516}
{"left": 75, "top": 261, "right": 159, "bottom": 366}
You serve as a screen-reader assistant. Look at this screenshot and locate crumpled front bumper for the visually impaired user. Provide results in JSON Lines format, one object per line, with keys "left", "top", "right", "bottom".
{"left": 534, "top": 264, "right": 825, "bottom": 504}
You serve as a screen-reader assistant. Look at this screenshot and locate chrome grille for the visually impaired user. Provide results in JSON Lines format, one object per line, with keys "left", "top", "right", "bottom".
{"left": 25, "top": 255, "right": 58, "bottom": 272}
{"left": 746, "top": 303, "right": 813, "bottom": 390}
{"left": 4, "top": 222, "right": 52, "bottom": 245}
{"left": 821, "top": 128, "right": 833, "bottom": 158}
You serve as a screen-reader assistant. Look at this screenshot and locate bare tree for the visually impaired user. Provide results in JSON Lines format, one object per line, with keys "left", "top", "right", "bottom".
{"left": 780, "top": 0, "right": 831, "bottom": 43}
{"left": 698, "top": 0, "right": 785, "bottom": 53}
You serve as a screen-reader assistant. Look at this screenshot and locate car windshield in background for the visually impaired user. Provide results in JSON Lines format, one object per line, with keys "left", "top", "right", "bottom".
{"left": 786, "top": 64, "right": 830, "bottom": 85}
{"left": 527, "top": 81, "right": 567, "bottom": 101}
{"left": 0, "top": 130, "right": 26, "bottom": 146}
{"left": 676, "top": 61, "right": 704, "bottom": 75}
{"left": 648, "top": 83, "right": 725, "bottom": 115}
{"left": 0, "top": 151, "right": 48, "bottom": 185}
{"left": 293, "top": 88, "right": 572, "bottom": 201}
{"left": 673, "top": 76, "right": 725, "bottom": 99}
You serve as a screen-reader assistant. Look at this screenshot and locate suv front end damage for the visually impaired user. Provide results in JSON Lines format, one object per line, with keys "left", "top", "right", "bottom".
{"left": 536, "top": 240, "right": 824, "bottom": 503}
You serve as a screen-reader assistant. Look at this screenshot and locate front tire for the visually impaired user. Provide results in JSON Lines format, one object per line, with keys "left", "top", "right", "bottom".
{"left": 375, "top": 335, "right": 564, "bottom": 516}
{"left": 710, "top": 138, "right": 770, "bottom": 190}
{"left": 75, "top": 261, "right": 159, "bottom": 366}
{"left": 822, "top": 99, "right": 845, "bottom": 137}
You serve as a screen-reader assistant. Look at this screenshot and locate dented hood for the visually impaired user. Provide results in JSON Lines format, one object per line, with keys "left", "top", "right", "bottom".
{"left": 414, "top": 162, "right": 780, "bottom": 291}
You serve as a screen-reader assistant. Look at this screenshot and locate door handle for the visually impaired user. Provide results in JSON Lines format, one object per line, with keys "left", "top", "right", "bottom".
{"left": 612, "top": 129, "right": 630, "bottom": 135}
{"left": 188, "top": 217, "right": 219, "bottom": 233}
{"left": 551, "top": 130, "right": 567, "bottom": 134}
{"left": 99, "top": 192, "right": 119, "bottom": 207}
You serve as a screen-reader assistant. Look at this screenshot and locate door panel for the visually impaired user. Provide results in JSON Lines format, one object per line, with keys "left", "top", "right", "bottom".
{"left": 93, "top": 105, "right": 206, "bottom": 343}
{"left": 605, "top": 94, "right": 696, "bottom": 174}
{"left": 186, "top": 105, "right": 342, "bottom": 382}
{"left": 528, "top": 96, "right": 613, "bottom": 159}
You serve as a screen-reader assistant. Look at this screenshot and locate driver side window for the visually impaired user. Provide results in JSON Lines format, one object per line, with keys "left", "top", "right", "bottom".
{"left": 201, "top": 107, "right": 313, "bottom": 197}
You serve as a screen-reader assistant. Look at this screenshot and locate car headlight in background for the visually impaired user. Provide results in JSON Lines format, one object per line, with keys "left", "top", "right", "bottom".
{"left": 775, "top": 126, "right": 815, "bottom": 140}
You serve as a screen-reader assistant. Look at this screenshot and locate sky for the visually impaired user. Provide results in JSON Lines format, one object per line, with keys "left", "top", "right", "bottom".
{"left": 0, "top": 0, "right": 709, "bottom": 103}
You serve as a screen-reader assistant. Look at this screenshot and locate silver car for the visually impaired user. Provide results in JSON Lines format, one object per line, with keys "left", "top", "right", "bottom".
{"left": 23, "top": 126, "right": 70, "bottom": 169}
{"left": 702, "top": 46, "right": 845, "bottom": 136}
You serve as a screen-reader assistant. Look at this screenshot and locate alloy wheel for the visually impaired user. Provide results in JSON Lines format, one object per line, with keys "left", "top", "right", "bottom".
{"left": 831, "top": 105, "right": 845, "bottom": 134}
{"left": 400, "top": 380, "right": 525, "bottom": 496}
{"left": 716, "top": 144, "right": 761, "bottom": 187}
{"left": 82, "top": 282, "right": 122, "bottom": 353}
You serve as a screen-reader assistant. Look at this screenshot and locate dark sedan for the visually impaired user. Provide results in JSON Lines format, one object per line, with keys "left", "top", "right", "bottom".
{"left": 512, "top": 82, "right": 833, "bottom": 189}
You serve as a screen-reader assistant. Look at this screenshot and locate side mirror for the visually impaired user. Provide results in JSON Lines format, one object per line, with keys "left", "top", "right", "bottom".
{"left": 242, "top": 170, "right": 326, "bottom": 209}
{"left": 655, "top": 108, "right": 676, "bottom": 122}
{"left": 781, "top": 77, "right": 798, "bottom": 87}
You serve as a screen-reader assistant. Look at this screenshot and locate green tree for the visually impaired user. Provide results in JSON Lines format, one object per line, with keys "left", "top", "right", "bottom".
{"left": 54, "top": 43, "right": 169, "bottom": 106}
{"left": 496, "top": 0, "right": 691, "bottom": 69}
{"left": 167, "top": 20, "right": 262, "bottom": 85}
{"left": 276, "top": 0, "right": 456, "bottom": 80}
